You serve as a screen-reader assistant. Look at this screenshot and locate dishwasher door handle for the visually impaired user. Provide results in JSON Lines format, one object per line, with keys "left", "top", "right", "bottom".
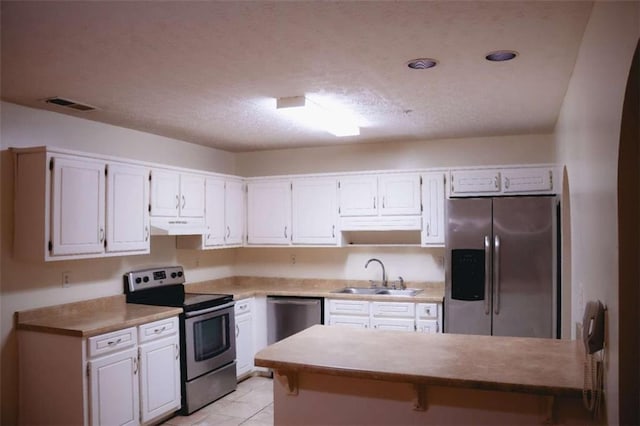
{"left": 268, "top": 299, "right": 320, "bottom": 306}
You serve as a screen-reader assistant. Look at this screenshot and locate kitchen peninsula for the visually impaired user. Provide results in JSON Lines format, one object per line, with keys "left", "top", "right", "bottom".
{"left": 255, "top": 325, "right": 592, "bottom": 425}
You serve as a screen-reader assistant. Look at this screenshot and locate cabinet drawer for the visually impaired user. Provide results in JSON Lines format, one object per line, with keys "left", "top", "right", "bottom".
{"left": 328, "top": 299, "right": 370, "bottom": 316}
{"left": 371, "top": 318, "right": 415, "bottom": 332}
{"left": 416, "top": 319, "right": 439, "bottom": 334}
{"left": 234, "top": 298, "right": 253, "bottom": 315}
{"left": 416, "top": 303, "right": 439, "bottom": 320}
{"left": 138, "top": 316, "right": 179, "bottom": 343}
{"left": 371, "top": 301, "right": 415, "bottom": 318}
{"left": 88, "top": 327, "right": 137, "bottom": 358}
{"left": 328, "top": 315, "right": 370, "bottom": 329}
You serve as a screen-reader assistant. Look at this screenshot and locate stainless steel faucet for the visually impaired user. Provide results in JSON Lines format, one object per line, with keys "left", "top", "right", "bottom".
{"left": 365, "top": 258, "right": 387, "bottom": 287}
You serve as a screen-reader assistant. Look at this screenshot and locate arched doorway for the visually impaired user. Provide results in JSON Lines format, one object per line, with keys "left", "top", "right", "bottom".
{"left": 617, "top": 38, "right": 639, "bottom": 425}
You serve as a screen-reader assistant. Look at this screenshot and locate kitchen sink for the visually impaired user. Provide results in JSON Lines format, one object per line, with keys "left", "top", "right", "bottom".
{"left": 331, "top": 287, "right": 380, "bottom": 295}
{"left": 374, "top": 288, "right": 423, "bottom": 296}
{"left": 331, "top": 287, "right": 423, "bottom": 297}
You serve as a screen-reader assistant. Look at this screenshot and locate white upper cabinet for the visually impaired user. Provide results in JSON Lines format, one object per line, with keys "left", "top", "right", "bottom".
{"left": 449, "top": 166, "right": 558, "bottom": 197}
{"left": 150, "top": 169, "right": 205, "bottom": 218}
{"left": 203, "top": 177, "right": 226, "bottom": 247}
{"left": 224, "top": 179, "right": 245, "bottom": 246}
{"left": 421, "top": 172, "right": 445, "bottom": 247}
{"left": 338, "top": 173, "right": 421, "bottom": 217}
{"left": 378, "top": 173, "right": 422, "bottom": 216}
{"left": 50, "top": 156, "right": 106, "bottom": 256}
{"left": 291, "top": 178, "right": 338, "bottom": 245}
{"left": 338, "top": 176, "right": 378, "bottom": 217}
{"left": 13, "top": 149, "right": 154, "bottom": 261}
{"left": 450, "top": 169, "right": 501, "bottom": 195}
{"left": 178, "top": 176, "right": 245, "bottom": 249}
{"left": 106, "top": 163, "right": 150, "bottom": 254}
{"left": 502, "top": 167, "right": 554, "bottom": 193}
{"left": 247, "top": 180, "right": 291, "bottom": 245}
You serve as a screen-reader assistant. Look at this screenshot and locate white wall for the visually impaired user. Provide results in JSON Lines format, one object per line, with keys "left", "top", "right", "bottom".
{"left": 554, "top": 1, "right": 639, "bottom": 424}
{"left": 236, "top": 133, "right": 555, "bottom": 177}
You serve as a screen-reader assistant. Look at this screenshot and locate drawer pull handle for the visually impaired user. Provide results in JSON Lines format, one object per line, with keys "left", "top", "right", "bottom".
{"left": 107, "top": 338, "right": 122, "bottom": 346}
{"left": 153, "top": 326, "right": 167, "bottom": 334}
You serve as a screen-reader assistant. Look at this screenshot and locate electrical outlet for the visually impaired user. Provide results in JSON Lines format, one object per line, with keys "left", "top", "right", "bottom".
{"left": 290, "top": 254, "right": 296, "bottom": 265}
{"left": 62, "top": 271, "right": 71, "bottom": 288}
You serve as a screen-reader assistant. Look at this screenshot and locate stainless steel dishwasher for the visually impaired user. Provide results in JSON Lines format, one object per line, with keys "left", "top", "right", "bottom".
{"left": 267, "top": 296, "right": 324, "bottom": 344}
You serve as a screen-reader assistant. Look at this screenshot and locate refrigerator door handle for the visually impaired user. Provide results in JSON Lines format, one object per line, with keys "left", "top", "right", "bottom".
{"left": 494, "top": 235, "right": 501, "bottom": 315}
{"left": 484, "top": 236, "right": 491, "bottom": 315}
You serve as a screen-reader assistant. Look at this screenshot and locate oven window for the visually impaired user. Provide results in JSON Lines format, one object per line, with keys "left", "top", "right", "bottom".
{"left": 193, "top": 313, "right": 229, "bottom": 361}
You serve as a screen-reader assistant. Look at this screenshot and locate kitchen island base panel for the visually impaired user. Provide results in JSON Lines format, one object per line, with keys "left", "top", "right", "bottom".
{"left": 272, "top": 371, "right": 591, "bottom": 425}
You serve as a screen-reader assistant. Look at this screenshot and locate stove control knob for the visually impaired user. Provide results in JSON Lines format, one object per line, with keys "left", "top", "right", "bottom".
{"left": 143, "top": 276, "right": 149, "bottom": 283}
{"left": 177, "top": 271, "right": 183, "bottom": 277}
{"left": 135, "top": 277, "right": 142, "bottom": 284}
{"left": 171, "top": 272, "right": 177, "bottom": 279}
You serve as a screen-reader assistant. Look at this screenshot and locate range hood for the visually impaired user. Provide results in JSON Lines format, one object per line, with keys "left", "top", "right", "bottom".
{"left": 150, "top": 218, "right": 207, "bottom": 236}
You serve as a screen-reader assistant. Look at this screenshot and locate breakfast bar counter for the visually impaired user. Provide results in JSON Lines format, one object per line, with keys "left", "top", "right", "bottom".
{"left": 255, "top": 325, "right": 592, "bottom": 425}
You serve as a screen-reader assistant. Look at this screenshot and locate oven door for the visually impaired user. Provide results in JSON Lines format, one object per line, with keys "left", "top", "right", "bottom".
{"left": 184, "top": 302, "right": 236, "bottom": 381}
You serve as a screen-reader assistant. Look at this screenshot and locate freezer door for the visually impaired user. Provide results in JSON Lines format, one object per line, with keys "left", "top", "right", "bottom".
{"left": 492, "top": 197, "right": 555, "bottom": 338}
{"left": 445, "top": 198, "right": 493, "bottom": 335}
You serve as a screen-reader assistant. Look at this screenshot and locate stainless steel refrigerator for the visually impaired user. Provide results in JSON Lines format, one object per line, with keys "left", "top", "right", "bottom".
{"left": 444, "top": 196, "right": 558, "bottom": 338}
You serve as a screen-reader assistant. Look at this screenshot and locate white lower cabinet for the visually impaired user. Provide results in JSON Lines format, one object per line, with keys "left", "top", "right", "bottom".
{"left": 18, "top": 316, "right": 180, "bottom": 426}
{"left": 137, "top": 318, "right": 181, "bottom": 424}
{"left": 235, "top": 298, "right": 254, "bottom": 378}
{"left": 325, "top": 299, "right": 442, "bottom": 334}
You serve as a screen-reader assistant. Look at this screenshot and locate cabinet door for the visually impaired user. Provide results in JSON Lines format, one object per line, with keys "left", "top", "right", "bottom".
{"left": 139, "top": 335, "right": 181, "bottom": 423}
{"left": 204, "top": 178, "right": 226, "bottom": 247}
{"left": 378, "top": 173, "right": 421, "bottom": 216}
{"left": 225, "top": 180, "right": 245, "bottom": 245}
{"left": 450, "top": 170, "right": 501, "bottom": 195}
{"left": 421, "top": 172, "right": 445, "bottom": 246}
{"left": 292, "top": 178, "right": 338, "bottom": 245}
{"left": 502, "top": 167, "right": 554, "bottom": 193}
{"left": 235, "top": 312, "right": 254, "bottom": 378}
{"left": 371, "top": 317, "right": 415, "bottom": 332}
{"left": 106, "top": 163, "right": 150, "bottom": 253}
{"left": 179, "top": 174, "right": 205, "bottom": 218}
{"left": 247, "top": 181, "right": 291, "bottom": 245}
{"left": 150, "top": 170, "right": 179, "bottom": 217}
{"left": 338, "top": 176, "right": 378, "bottom": 217}
{"left": 89, "top": 347, "right": 139, "bottom": 426}
{"left": 50, "top": 156, "right": 105, "bottom": 256}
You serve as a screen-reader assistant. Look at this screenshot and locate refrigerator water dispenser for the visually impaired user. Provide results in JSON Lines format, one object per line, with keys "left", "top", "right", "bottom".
{"left": 451, "top": 249, "right": 485, "bottom": 301}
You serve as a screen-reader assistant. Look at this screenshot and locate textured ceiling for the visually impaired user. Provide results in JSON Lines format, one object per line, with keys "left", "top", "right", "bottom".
{"left": 1, "top": 1, "right": 593, "bottom": 152}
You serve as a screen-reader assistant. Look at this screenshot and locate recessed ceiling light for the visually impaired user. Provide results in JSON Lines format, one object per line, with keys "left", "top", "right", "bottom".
{"left": 44, "top": 96, "right": 97, "bottom": 112}
{"left": 485, "top": 50, "right": 518, "bottom": 62}
{"left": 406, "top": 58, "right": 438, "bottom": 70}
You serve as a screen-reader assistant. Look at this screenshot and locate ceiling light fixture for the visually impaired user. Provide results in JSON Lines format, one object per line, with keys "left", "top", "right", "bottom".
{"left": 406, "top": 58, "right": 438, "bottom": 70}
{"left": 276, "top": 96, "right": 360, "bottom": 137}
{"left": 485, "top": 50, "right": 518, "bottom": 62}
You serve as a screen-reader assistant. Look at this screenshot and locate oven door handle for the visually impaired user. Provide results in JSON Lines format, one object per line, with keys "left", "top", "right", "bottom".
{"left": 184, "top": 301, "right": 235, "bottom": 317}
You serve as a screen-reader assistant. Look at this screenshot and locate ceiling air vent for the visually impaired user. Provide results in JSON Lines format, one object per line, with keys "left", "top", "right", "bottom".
{"left": 44, "top": 97, "right": 97, "bottom": 112}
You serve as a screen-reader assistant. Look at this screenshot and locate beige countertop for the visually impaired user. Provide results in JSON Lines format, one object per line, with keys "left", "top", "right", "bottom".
{"left": 255, "top": 325, "right": 584, "bottom": 398}
{"left": 14, "top": 276, "right": 443, "bottom": 337}
{"left": 16, "top": 295, "right": 183, "bottom": 337}
{"left": 186, "top": 276, "right": 444, "bottom": 303}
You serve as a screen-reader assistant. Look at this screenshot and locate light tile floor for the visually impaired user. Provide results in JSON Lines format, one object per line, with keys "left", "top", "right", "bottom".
{"left": 162, "top": 375, "right": 274, "bottom": 426}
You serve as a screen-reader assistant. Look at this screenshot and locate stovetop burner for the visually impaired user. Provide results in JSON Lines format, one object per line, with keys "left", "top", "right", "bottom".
{"left": 124, "top": 266, "right": 233, "bottom": 312}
